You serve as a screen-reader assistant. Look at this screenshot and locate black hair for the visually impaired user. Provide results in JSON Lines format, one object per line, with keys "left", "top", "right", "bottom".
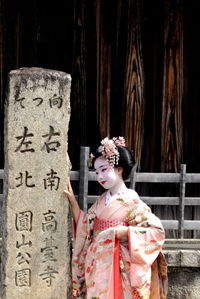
{"left": 116, "top": 146, "right": 135, "bottom": 180}
{"left": 91, "top": 145, "right": 136, "bottom": 180}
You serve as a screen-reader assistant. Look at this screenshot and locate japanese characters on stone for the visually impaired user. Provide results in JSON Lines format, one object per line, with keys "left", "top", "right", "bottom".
{"left": 3, "top": 69, "right": 71, "bottom": 298}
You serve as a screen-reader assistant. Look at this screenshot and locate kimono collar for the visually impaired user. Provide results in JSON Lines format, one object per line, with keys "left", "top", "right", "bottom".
{"left": 105, "top": 191, "right": 112, "bottom": 206}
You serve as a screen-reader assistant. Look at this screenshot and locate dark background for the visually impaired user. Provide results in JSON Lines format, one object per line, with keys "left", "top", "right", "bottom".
{"left": 0, "top": 0, "right": 200, "bottom": 173}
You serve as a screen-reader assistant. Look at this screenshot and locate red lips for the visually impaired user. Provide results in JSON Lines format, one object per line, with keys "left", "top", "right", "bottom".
{"left": 101, "top": 181, "right": 106, "bottom": 184}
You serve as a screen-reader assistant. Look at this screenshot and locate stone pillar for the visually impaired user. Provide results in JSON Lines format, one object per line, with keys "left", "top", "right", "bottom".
{"left": 2, "top": 68, "right": 71, "bottom": 298}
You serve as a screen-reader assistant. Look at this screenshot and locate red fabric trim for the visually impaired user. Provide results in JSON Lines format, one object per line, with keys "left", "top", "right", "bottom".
{"left": 113, "top": 238, "right": 124, "bottom": 299}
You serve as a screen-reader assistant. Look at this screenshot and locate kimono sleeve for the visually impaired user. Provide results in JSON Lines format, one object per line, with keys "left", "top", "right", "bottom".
{"left": 127, "top": 198, "right": 165, "bottom": 287}
{"left": 72, "top": 202, "right": 97, "bottom": 298}
{"left": 74, "top": 199, "right": 97, "bottom": 239}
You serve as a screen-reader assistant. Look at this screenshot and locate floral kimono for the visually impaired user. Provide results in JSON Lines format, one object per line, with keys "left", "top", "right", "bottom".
{"left": 72, "top": 189, "right": 168, "bottom": 299}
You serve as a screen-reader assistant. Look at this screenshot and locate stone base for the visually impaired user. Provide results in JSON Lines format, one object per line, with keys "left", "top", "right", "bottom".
{"left": 167, "top": 267, "right": 200, "bottom": 299}
{"left": 164, "top": 239, "right": 200, "bottom": 299}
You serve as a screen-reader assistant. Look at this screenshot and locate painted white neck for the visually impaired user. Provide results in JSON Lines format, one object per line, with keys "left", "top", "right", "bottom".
{"left": 109, "top": 180, "right": 127, "bottom": 196}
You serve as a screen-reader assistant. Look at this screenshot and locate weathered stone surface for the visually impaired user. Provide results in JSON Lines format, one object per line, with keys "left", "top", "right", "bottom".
{"left": 167, "top": 267, "right": 200, "bottom": 299}
{"left": 180, "top": 250, "right": 200, "bottom": 267}
{"left": 2, "top": 68, "right": 71, "bottom": 298}
{"left": 164, "top": 249, "right": 200, "bottom": 267}
{"left": 164, "top": 250, "right": 181, "bottom": 267}
{"left": 164, "top": 241, "right": 200, "bottom": 298}
{"left": 164, "top": 238, "right": 200, "bottom": 250}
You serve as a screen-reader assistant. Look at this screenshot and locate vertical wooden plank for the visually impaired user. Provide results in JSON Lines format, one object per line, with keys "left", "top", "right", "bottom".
{"left": 122, "top": 0, "right": 145, "bottom": 169}
{"left": 179, "top": 164, "right": 186, "bottom": 238}
{"left": 78, "top": 147, "right": 89, "bottom": 212}
{"left": 96, "top": 0, "right": 100, "bottom": 123}
{"left": 0, "top": 0, "right": 5, "bottom": 169}
{"left": 69, "top": 0, "right": 87, "bottom": 170}
{"left": 161, "top": 0, "right": 183, "bottom": 172}
{"left": 161, "top": 0, "right": 184, "bottom": 238}
{"left": 0, "top": 0, "right": 4, "bottom": 105}
{"left": 95, "top": 0, "right": 111, "bottom": 137}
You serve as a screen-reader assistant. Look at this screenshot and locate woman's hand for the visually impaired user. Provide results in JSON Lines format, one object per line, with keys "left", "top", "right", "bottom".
{"left": 64, "top": 178, "right": 80, "bottom": 222}
{"left": 64, "top": 178, "right": 76, "bottom": 205}
{"left": 115, "top": 225, "right": 128, "bottom": 240}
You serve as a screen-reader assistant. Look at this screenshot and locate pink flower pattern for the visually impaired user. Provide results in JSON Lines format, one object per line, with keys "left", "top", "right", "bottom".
{"left": 71, "top": 189, "right": 168, "bottom": 298}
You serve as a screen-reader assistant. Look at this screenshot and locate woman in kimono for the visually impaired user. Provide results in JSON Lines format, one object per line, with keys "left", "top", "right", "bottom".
{"left": 65, "top": 137, "right": 168, "bottom": 299}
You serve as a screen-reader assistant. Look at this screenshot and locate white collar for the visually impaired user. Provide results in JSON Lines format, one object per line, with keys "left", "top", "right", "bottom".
{"left": 105, "top": 191, "right": 113, "bottom": 206}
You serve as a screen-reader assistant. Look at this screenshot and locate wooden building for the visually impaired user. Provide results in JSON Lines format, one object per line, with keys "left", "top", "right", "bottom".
{"left": 0, "top": 0, "right": 200, "bottom": 172}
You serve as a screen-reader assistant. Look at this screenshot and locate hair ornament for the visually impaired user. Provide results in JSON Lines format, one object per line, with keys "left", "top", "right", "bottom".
{"left": 112, "top": 136, "right": 126, "bottom": 147}
{"left": 98, "top": 136, "right": 126, "bottom": 167}
{"left": 87, "top": 153, "right": 95, "bottom": 168}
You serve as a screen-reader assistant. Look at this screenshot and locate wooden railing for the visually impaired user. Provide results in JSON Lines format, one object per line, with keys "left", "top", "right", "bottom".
{"left": 1, "top": 146, "right": 200, "bottom": 238}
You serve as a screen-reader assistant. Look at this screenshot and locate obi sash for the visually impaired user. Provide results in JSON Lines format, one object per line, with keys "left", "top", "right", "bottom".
{"left": 93, "top": 217, "right": 128, "bottom": 231}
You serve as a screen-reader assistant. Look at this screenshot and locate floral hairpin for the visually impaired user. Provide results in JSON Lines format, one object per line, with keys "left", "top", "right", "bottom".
{"left": 87, "top": 153, "right": 95, "bottom": 168}
{"left": 112, "top": 136, "right": 126, "bottom": 147}
{"left": 98, "top": 136, "right": 126, "bottom": 167}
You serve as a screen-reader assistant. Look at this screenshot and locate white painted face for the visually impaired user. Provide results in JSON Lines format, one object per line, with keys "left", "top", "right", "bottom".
{"left": 94, "top": 157, "right": 121, "bottom": 190}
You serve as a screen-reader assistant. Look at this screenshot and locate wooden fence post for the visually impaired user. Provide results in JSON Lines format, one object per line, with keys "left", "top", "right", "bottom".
{"left": 0, "top": 169, "right": 4, "bottom": 180}
{"left": 179, "top": 164, "right": 186, "bottom": 238}
{"left": 78, "top": 147, "right": 90, "bottom": 211}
